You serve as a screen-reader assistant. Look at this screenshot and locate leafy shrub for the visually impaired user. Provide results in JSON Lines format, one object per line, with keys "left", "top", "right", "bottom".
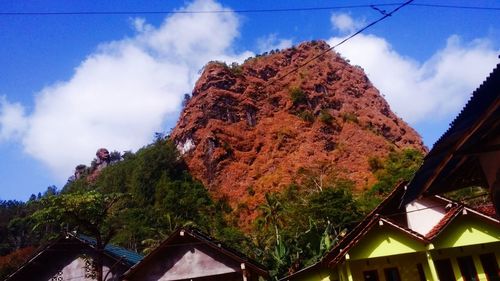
{"left": 369, "top": 149, "right": 424, "bottom": 196}
{"left": 298, "top": 110, "right": 314, "bottom": 123}
{"left": 228, "top": 62, "right": 243, "bottom": 75}
{"left": 342, "top": 112, "right": 359, "bottom": 123}
{"left": 289, "top": 87, "right": 307, "bottom": 105}
{"left": 319, "top": 110, "right": 333, "bottom": 124}
{"left": 368, "top": 156, "right": 384, "bottom": 172}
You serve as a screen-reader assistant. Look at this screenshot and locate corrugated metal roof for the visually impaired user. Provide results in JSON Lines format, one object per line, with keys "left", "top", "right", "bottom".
{"left": 76, "top": 234, "right": 143, "bottom": 265}
{"left": 404, "top": 61, "right": 500, "bottom": 205}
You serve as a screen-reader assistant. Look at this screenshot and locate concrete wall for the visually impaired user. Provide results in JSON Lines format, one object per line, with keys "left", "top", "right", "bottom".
{"left": 7, "top": 244, "right": 129, "bottom": 281}
{"left": 125, "top": 243, "right": 250, "bottom": 281}
{"left": 48, "top": 256, "right": 118, "bottom": 281}
{"left": 406, "top": 198, "right": 447, "bottom": 236}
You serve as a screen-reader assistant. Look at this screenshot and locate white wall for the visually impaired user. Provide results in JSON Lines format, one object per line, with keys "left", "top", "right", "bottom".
{"left": 405, "top": 197, "right": 447, "bottom": 236}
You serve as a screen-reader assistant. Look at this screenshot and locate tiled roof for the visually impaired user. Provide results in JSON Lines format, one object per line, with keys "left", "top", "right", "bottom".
{"left": 75, "top": 234, "right": 143, "bottom": 265}
{"left": 473, "top": 204, "right": 498, "bottom": 218}
{"left": 425, "top": 206, "right": 461, "bottom": 239}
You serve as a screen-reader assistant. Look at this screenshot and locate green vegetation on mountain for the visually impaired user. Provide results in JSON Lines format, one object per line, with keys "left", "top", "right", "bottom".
{"left": 0, "top": 138, "right": 425, "bottom": 279}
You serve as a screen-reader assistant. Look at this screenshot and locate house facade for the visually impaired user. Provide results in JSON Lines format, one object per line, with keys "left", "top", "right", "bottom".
{"left": 122, "top": 227, "right": 269, "bottom": 281}
{"left": 5, "top": 232, "right": 143, "bottom": 281}
{"left": 282, "top": 187, "right": 500, "bottom": 281}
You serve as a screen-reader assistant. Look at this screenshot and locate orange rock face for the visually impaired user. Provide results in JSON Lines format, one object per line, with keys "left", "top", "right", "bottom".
{"left": 170, "top": 41, "right": 426, "bottom": 222}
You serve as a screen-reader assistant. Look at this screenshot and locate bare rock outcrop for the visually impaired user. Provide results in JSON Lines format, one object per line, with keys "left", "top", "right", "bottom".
{"left": 171, "top": 41, "right": 426, "bottom": 222}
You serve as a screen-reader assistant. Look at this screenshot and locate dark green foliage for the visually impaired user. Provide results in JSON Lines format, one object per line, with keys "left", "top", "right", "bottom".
{"left": 182, "top": 93, "right": 191, "bottom": 107}
{"left": 370, "top": 148, "right": 424, "bottom": 196}
{"left": 1, "top": 135, "right": 425, "bottom": 280}
{"left": 0, "top": 201, "right": 32, "bottom": 255}
{"left": 319, "top": 110, "right": 333, "bottom": 124}
{"left": 211, "top": 61, "right": 243, "bottom": 76}
{"left": 247, "top": 186, "right": 255, "bottom": 196}
{"left": 228, "top": 62, "right": 243, "bottom": 75}
{"left": 342, "top": 112, "right": 359, "bottom": 123}
{"left": 368, "top": 156, "right": 384, "bottom": 172}
{"left": 307, "top": 188, "right": 361, "bottom": 228}
{"left": 297, "top": 110, "right": 314, "bottom": 122}
{"left": 222, "top": 141, "right": 234, "bottom": 155}
{"left": 255, "top": 177, "right": 362, "bottom": 278}
{"left": 289, "top": 87, "right": 307, "bottom": 105}
{"left": 58, "top": 139, "right": 236, "bottom": 254}
{"left": 445, "top": 186, "right": 490, "bottom": 205}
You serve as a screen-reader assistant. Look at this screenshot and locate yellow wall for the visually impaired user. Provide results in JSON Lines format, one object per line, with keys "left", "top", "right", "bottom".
{"left": 283, "top": 267, "right": 333, "bottom": 281}
{"left": 433, "top": 216, "right": 500, "bottom": 249}
{"left": 429, "top": 242, "right": 500, "bottom": 281}
{"left": 348, "top": 224, "right": 427, "bottom": 260}
{"left": 348, "top": 252, "right": 433, "bottom": 281}
{"left": 285, "top": 215, "right": 500, "bottom": 281}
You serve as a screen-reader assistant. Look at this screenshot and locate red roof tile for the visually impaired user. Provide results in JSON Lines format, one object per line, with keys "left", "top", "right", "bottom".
{"left": 473, "top": 204, "right": 498, "bottom": 219}
{"left": 425, "top": 206, "right": 461, "bottom": 239}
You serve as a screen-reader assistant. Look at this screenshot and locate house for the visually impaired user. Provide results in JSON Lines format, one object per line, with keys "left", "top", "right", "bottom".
{"left": 281, "top": 183, "right": 500, "bottom": 281}
{"left": 5, "top": 232, "right": 143, "bottom": 281}
{"left": 122, "top": 227, "right": 269, "bottom": 281}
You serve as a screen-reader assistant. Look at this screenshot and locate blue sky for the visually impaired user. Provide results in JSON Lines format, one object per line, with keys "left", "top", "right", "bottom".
{"left": 0, "top": 0, "right": 499, "bottom": 201}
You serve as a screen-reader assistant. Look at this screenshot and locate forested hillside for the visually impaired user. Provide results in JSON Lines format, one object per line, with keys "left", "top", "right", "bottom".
{"left": 0, "top": 134, "right": 425, "bottom": 279}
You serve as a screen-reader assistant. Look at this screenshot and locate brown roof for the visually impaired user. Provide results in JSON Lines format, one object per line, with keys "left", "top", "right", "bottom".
{"left": 473, "top": 204, "right": 498, "bottom": 218}
{"left": 425, "top": 202, "right": 500, "bottom": 240}
{"left": 425, "top": 206, "right": 461, "bottom": 239}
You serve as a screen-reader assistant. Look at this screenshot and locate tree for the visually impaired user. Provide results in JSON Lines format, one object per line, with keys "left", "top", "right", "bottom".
{"left": 32, "top": 191, "right": 128, "bottom": 281}
{"left": 370, "top": 148, "right": 424, "bottom": 196}
{"left": 259, "top": 193, "right": 284, "bottom": 246}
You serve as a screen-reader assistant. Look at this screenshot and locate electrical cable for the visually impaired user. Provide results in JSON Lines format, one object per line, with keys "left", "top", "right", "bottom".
{"left": 266, "top": 0, "right": 414, "bottom": 86}
{"left": 0, "top": 3, "right": 498, "bottom": 16}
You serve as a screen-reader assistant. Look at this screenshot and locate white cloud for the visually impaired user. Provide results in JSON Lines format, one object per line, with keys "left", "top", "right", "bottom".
{"left": 328, "top": 15, "right": 498, "bottom": 124}
{"left": 0, "top": 96, "right": 28, "bottom": 141}
{"left": 331, "top": 13, "right": 365, "bottom": 34}
{"left": 256, "top": 33, "right": 293, "bottom": 53}
{"left": 3, "top": 0, "right": 253, "bottom": 181}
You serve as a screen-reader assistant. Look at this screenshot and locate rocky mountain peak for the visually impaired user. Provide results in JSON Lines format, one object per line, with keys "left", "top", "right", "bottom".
{"left": 171, "top": 40, "right": 426, "bottom": 222}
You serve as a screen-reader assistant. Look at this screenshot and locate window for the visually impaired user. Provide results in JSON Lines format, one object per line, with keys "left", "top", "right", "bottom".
{"left": 435, "top": 259, "right": 456, "bottom": 281}
{"left": 479, "top": 253, "right": 500, "bottom": 281}
{"left": 457, "top": 256, "right": 479, "bottom": 281}
{"left": 363, "top": 270, "right": 379, "bottom": 281}
{"left": 384, "top": 267, "right": 401, "bottom": 281}
{"left": 417, "top": 263, "right": 427, "bottom": 281}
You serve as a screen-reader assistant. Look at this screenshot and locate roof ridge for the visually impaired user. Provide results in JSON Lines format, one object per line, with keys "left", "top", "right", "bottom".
{"left": 433, "top": 62, "right": 500, "bottom": 147}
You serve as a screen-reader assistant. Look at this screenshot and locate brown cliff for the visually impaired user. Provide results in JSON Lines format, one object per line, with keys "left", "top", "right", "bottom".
{"left": 170, "top": 41, "right": 426, "bottom": 221}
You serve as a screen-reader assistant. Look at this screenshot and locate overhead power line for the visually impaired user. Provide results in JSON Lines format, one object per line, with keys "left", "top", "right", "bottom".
{"left": 0, "top": 3, "right": 498, "bottom": 16}
{"left": 410, "top": 3, "right": 500, "bottom": 10}
{"left": 267, "top": 0, "right": 414, "bottom": 86}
